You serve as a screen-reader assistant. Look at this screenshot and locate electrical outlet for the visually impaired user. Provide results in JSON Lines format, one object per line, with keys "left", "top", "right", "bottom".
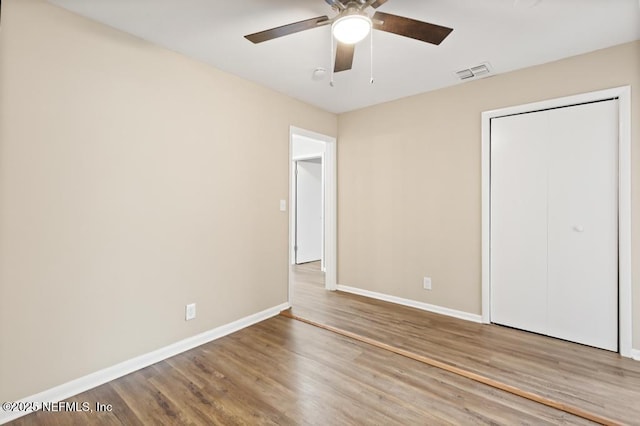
{"left": 185, "top": 303, "right": 196, "bottom": 321}
{"left": 423, "top": 277, "right": 432, "bottom": 290}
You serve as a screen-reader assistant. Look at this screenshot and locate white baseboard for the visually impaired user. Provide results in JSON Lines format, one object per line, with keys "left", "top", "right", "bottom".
{"left": 336, "top": 284, "right": 482, "bottom": 323}
{"left": 0, "top": 302, "right": 290, "bottom": 425}
{"left": 631, "top": 348, "right": 640, "bottom": 361}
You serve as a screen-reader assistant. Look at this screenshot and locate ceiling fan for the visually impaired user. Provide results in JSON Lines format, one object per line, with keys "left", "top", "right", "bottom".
{"left": 244, "top": 0, "right": 453, "bottom": 73}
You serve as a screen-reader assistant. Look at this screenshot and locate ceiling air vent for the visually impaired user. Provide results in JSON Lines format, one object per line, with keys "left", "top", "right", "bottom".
{"left": 456, "top": 69, "right": 474, "bottom": 80}
{"left": 456, "top": 62, "right": 493, "bottom": 81}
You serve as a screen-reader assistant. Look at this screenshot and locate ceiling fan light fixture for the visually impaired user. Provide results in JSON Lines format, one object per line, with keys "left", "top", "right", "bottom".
{"left": 332, "top": 14, "right": 372, "bottom": 44}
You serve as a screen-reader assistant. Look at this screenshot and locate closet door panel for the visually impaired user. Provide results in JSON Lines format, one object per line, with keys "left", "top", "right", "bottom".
{"left": 546, "top": 101, "right": 618, "bottom": 351}
{"left": 490, "top": 112, "right": 548, "bottom": 334}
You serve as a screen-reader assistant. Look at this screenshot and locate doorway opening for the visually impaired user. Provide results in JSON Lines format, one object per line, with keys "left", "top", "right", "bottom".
{"left": 288, "top": 127, "right": 337, "bottom": 308}
{"left": 294, "top": 158, "right": 323, "bottom": 266}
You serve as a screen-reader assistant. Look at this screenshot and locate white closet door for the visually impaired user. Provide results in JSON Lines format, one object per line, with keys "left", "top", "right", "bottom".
{"left": 490, "top": 100, "right": 618, "bottom": 352}
{"left": 546, "top": 101, "right": 618, "bottom": 351}
{"left": 490, "top": 112, "right": 549, "bottom": 335}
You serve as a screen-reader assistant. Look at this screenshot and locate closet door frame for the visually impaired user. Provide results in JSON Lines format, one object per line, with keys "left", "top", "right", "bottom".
{"left": 481, "top": 86, "right": 632, "bottom": 358}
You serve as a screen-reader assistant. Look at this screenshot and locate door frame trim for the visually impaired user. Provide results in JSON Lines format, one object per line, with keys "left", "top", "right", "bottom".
{"left": 481, "top": 86, "right": 632, "bottom": 357}
{"left": 289, "top": 127, "right": 337, "bottom": 298}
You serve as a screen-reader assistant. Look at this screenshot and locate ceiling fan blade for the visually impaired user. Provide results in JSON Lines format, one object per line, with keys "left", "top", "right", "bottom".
{"left": 325, "top": 0, "right": 346, "bottom": 10}
{"left": 373, "top": 11, "right": 453, "bottom": 45}
{"left": 369, "top": 0, "right": 389, "bottom": 8}
{"left": 334, "top": 42, "right": 355, "bottom": 72}
{"left": 245, "top": 16, "right": 329, "bottom": 44}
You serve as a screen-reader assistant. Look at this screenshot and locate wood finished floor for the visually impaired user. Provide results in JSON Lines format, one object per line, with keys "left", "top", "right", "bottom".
{"left": 291, "top": 262, "right": 640, "bottom": 425}
{"left": 12, "top": 316, "right": 590, "bottom": 425}
{"left": 10, "top": 262, "right": 638, "bottom": 425}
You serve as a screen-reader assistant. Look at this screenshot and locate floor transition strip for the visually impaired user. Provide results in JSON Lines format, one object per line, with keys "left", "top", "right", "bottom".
{"left": 279, "top": 309, "right": 619, "bottom": 426}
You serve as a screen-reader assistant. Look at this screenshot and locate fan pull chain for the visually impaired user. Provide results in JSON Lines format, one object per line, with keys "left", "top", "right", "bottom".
{"left": 330, "top": 32, "right": 335, "bottom": 87}
{"left": 370, "top": 30, "right": 374, "bottom": 84}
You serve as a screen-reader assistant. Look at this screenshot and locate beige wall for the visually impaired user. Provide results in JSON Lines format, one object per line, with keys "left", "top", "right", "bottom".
{"left": 0, "top": 0, "right": 337, "bottom": 401}
{"left": 338, "top": 41, "right": 640, "bottom": 346}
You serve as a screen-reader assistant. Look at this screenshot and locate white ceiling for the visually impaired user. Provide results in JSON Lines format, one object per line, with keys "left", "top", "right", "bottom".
{"left": 47, "top": 0, "right": 640, "bottom": 113}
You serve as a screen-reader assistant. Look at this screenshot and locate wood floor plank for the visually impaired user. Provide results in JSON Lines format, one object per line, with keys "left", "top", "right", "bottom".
{"left": 11, "top": 315, "right": 593, "bottom": 425}
{"left": 291, "top": 261, "right": 640, "bottom": 425}
{"left": 283, "top": 310, "right": 616, "bottom": 425}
